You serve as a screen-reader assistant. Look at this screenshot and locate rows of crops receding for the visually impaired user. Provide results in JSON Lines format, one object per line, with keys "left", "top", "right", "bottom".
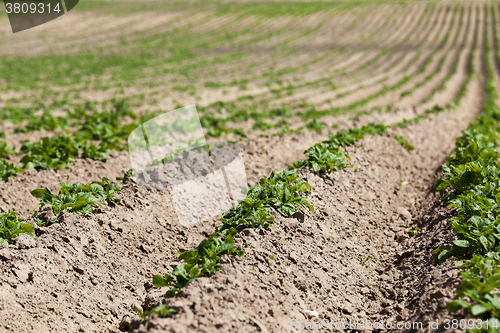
{"left": 0, "top": 3, "right": 484, "bottom": 156}
{"left": 132, "top": 3, "right": 493, "bottom": 329}
{"left": 0, "top": 3, "right": 454, "bottom": 122}
{"left": 344, "top": 6, "right": 460, "bottom": 111}
{"left": 399, "top": 7, "right": 464, "bottom": 105}
{"left": 488, "top": 4, "right": 500, "bottom": 98}
{"left": 417, "top": 6, "right": 471, "bottom": 106}
{"left": 276, "top": 5, "right": 440, "bottom": 107}
{"left": 0, "top": 3, "right": 484, "bottom": 173}
{"left": 0, "top": 1, "right": 442, "bottom": 105}
{"left": 2, "top": 1, "right": 500, "bottom": 332}
{"left": 239, "top": 5, "right": 458, "bottom": 124}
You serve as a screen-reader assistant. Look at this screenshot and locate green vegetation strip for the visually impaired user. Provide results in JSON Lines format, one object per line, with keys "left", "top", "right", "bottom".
{"left": 402, "top": 5, "right": 463, "bottom": 100}
{"left": 0, "top": 99, "right": 153, "bottom": 181}
{"left": 0, "top": 176, "right": 122, "bottom": 245}
{"left": 431, "top": 7, "right": 500, "bottom": 329}
{"left": 394, "top": 104, "right": 450, "bottom": 129}
{"left": 145, "top": 121, "right": 411, "bottom": 319}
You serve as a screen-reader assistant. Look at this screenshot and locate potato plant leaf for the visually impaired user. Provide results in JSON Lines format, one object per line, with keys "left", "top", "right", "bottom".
{"left": 31, "top": 177, "right": 121, "bottom": 216}
{"left": 0, "top": 210, "right": 35, "bottom": 244}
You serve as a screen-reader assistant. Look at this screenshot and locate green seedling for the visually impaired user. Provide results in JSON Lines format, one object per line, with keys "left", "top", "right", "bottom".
{"left": 393, "top": 136, "right": 415, "bottom": 151}
{"left": 348, "top": 225, "right": 359, "bottom": 233}
{"left": 359, "top": 256, "right": 372, "bottom": 266}
{"left": 0, "top": 142, "right": 15, "bottom": 158}
{"left": 324, "top": 122, "right": 388, "bottom": 147}
{"left": 305, "top": 120, "right": 325, "bottom": 132}
{"left": 14, "top": 112, "right": 68, "bottom": 133}
{"left": 116, "top": 168, "right": 135, "bottom": 181}
{"left": 290, "top": 143, "right": 349, "bottom": 179}
{"left": 398, "top": 180, "right": 409, "bottom": 187}
{"left": 20, "top": 135, "right": 79, "bottom": 171}
{"left": 153, "top": 227, "right": 244, "bottom": 298}
{"left": 408, "top": 227, "right": 419, "bottom": 235}
{"left": 136, "top": 305, "right": 176, "bottom": 320}
{"left": 0, "top": 159, "right": 25, "bottom": 182}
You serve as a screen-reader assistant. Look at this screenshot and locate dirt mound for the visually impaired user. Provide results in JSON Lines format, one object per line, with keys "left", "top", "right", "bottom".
{"left": 127, "top": 92, "right": 478, "bottom": 332}
{"left": 0, "top": 83, "right": 479, "bottom": 332}
{"left": 0, "top": 2, "right": 495, "bottom": 333}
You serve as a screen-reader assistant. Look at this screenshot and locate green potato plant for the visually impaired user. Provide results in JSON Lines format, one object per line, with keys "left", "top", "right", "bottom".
{"left": 31, "top": 177, "right": 121, "bottom": 216}
{"left": 0, "top": 211, "right": 35, "bottom": 245}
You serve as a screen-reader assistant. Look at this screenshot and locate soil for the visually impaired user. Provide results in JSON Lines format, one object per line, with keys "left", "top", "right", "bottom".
{"left": 0, "top": 61, "right": 486, "bottom": 333}
{"left": 126, "top": 53, "right": 485, "bottom": 332}
{"left": 0, "top": 2, "right": 496, "bottom": 333}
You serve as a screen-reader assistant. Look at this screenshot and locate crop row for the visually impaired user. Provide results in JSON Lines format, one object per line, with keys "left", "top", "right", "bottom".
{"left": 191, "top": 5, "right": 413, "bottom": 102}
{"left": 0, "top": 94, "right": 457, "bottom": 325}
{"left": 0, "top": 92, "right": 429, "bottom": 246}
{"left": 324, "top": 6, "right": 452, "bottom": 113}
{"left": 422, "top": 6, "right": 472, "bottom": 104}
{"left": 269, "top": 3, "right": 430, "bottom": 97}
{"left": 275, "top": 4, "right": 435, "bottom": 104}
{"left": 451, "top": 5, "right": 478, "bottom": 107}
{"left": 139, "top": 21, "right": 474, "bottom": 314}
{"left": 0, "top": 76, "right": 432, "bottom": 188}
{"left": 431, "top": 5, "right": 500, "bottom": 329}
{"left": 401, "top": 5, "right": 463, "bottom": 100}
{"left": 0, "top": 99, "right": 164, "bottom": 181}
{"left": 0, "top": 177, "right": 121, "bottom": 244}
{"left": 0, "top": 7, "right": 461, "bottom": 149}
{"left": 156, "top": 5, "right": 446, "bottom": 136}
{"left": 0, "top": 95, "right": 401, "bottom": 184}
{"left": 347, "top": 6, "right": 453, "bottom": 108}
{"left": 144, "top": 119, "right": 423, "bottom": 318}
{"left": 195, "top": 7, "right": 471, "bottom": 138}
{"left": 327, "top": 3, "right": 433, "bottom": 97}
{"left": 1, "top": 4, "right": 452, "bottom": 119}
{"left": 1, "top": 1, "right": 429, "bottom": 97}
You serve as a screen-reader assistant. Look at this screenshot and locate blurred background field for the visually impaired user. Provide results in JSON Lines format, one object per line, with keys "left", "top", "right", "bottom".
{"left": 0, "top": 0, "right": 437, "bottom": 140}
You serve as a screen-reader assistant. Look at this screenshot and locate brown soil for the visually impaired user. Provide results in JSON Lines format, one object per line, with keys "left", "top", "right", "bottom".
{"left": 0, "top": 2, "right": 496, "bottom": 333}
{"left": 127, "top": 60, "right": 484, "bottom": 333}
{"left": 0, "top": 44, "right": 487, "bottom": 333}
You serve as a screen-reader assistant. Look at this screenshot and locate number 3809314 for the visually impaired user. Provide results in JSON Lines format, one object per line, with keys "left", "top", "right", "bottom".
{"left": 5, "top": 2, "right": 62, "bottom": 14}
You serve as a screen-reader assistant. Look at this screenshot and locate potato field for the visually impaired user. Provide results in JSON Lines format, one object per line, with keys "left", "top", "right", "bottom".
{"left": 1, "top": 0, "right": 500, "bottom": 332}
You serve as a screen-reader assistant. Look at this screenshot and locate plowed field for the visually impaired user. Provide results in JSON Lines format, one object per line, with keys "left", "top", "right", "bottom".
{"left": 1, "top": 1, "right": 500, "bottom": 332}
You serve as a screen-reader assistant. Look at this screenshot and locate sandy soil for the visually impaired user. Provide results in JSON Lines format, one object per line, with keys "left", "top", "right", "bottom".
{"left": 0, "top": 2, "right": 496, "bottom": 333}
{"left": 0, "top": 63, "right": 483, "bottom": 332}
